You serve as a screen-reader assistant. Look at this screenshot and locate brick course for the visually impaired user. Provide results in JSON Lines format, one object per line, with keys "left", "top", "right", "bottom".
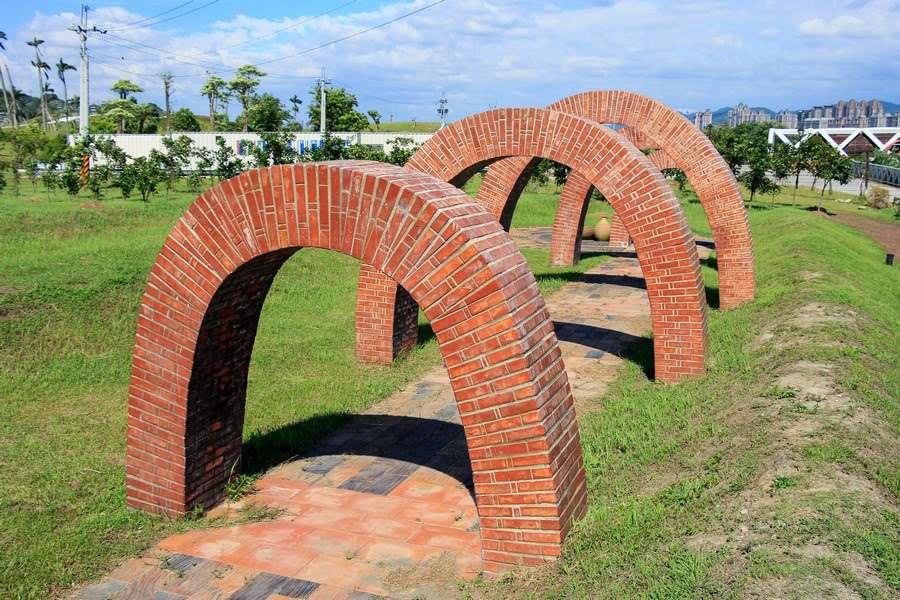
{"left": 477, "top": 91, "right": 755, "bottom": 308}
{"left": 126, "top": 161, "right": 586, "bottom": 575}
{"left": 357, "top": 108, "right": 708, "bottom": 382}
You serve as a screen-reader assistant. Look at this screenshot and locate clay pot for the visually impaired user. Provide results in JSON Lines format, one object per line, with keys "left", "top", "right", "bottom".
{"left": 594, "top": 217, "right": 611, "bottom": 242}
{"left": 581, "top": 226, "right": 595, "bottom": 240}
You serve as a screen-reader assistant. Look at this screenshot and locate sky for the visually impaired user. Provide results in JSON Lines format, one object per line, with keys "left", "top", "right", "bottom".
{"left": 2, "top": 0, "right": 898, "bottom": 123}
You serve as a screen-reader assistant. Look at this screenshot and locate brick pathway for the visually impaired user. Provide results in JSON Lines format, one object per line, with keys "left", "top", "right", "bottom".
{"left": 72, "top": 229, "right": 711, "bottom": 600}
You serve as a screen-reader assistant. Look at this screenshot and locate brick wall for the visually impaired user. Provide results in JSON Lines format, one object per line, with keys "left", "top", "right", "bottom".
{"left": 126, "top": 161, "right": 587, "bottom": 574}
{"left": 360, "top": 108, "right": 708, "bottom": 382}
{"left": 477, "top": 91, "right": 755, "bottom": 309}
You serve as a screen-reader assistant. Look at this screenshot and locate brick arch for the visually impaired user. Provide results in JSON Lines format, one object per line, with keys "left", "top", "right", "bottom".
{"left": 358, "top": 108, "right": 708, "bottom": 382}
{"left": 477, "top": 91, "right": 754, "bottom": 309}
{"left": 126, "top": 161, "right": 586, "bottom": 575}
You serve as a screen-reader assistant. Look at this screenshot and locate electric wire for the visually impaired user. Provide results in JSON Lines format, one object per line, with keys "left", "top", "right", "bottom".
{"left": 107, "top": 0, "right": 220, "bottom": 33}
{"left": 102, "top": 1, "right": 195, "bottom": 30}
{"left": 178, "top": 0, "right": 446, "bottom": 76}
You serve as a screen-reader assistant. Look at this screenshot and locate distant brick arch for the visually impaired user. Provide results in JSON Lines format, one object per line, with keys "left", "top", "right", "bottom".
{"left": 126, "top": 161, "right": 587, "bottom": 575}
{"left": 477, "top": 91, "right": 755, "bottom": 309}
{"left": 357, "top": 108, "right": 708, "bottom": 382}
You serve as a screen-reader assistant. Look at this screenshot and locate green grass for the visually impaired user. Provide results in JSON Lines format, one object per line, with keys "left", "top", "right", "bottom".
{"left": 483, "top": 206, "right": 899, "bottom": 598}
{"left": 1, "top": 177, "right": 898, "bottom": 598}
{"left": 375, "top": 121, "right": 442, "bottom": 133}
{"left": 0, "top": 179, "right": 609, "bottom": 597}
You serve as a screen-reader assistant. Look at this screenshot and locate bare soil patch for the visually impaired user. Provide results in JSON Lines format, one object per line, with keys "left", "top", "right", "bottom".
{"left": 832, "top": 214, "right": 900, "bottom": 257}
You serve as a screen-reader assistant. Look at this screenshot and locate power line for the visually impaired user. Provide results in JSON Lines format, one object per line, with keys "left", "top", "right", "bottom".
{"left": 180, "top": 0, "right": 446, "bottom": 76}
{"left": 104, "top": 1, "right": 196, "bottom": 30}
{"left": 106, "top": 0, "right": 220, "bottom": 33}
{"left": 331, "top": 78, "right": 417, "bottom": 106}
{"left": 204, "top": 0, "right": 360, "bottom": 54}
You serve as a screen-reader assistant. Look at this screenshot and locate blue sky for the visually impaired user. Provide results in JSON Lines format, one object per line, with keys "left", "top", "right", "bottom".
{"left": 3, "top": 0, "right": 898, "bottom": 122}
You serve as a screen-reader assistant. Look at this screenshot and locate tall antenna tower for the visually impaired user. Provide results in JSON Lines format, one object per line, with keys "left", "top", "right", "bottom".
{"left": 437, "top": 92, "right": 448, "bottom": 126}
{"left": 315, "top": 68, "right": 331, "bottom": 134}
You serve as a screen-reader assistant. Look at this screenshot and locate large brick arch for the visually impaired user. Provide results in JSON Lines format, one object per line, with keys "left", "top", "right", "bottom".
{"left": 126, "top": 161, "right": 587, "bottom": 575}
{"left": 477, "top": 91, "right": 755, "bottom": 309}
{"left": 358, "top": 108, "right": 708, "bottom": 382}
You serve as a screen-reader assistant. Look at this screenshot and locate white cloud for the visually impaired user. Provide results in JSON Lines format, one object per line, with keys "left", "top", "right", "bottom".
{"left": 797, "top": 15, "right": 867, "bottom": 36}
{"left": 4, "top": 0, "right": 898, "bottom": 120}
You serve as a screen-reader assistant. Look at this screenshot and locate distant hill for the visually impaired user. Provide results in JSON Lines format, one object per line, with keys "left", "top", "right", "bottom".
{"left": 882, "top": 101, "right": 900, "bottom": 114}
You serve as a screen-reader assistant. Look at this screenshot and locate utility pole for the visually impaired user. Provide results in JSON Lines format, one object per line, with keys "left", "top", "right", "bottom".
{"left": 437, "top": 92, "right": 448, "bottom": 126}
{"left": 69, "top": 5, "right": 105, "bottom": 137}
{"left": 316, "top": 68, "right": 331, "bottom": 134}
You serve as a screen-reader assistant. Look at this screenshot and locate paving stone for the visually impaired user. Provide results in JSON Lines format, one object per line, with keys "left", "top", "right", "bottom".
{"left": 70, "top": 580, "right": 128, "bottom": 599}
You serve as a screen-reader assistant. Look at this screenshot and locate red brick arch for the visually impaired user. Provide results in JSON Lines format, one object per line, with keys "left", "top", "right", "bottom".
{"left": 477, "top": 91, "right": 755, "bottom": 309}
{"left": 358, "top": 108, "right": 708, "bottom": 382}
{"left": 126, "top": 161, "right": 586, "bottom": 575}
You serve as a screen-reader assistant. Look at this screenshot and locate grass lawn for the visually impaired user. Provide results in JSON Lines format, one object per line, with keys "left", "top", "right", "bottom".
{"left": 1, "top": 175, "right": 897, "bottom": 598}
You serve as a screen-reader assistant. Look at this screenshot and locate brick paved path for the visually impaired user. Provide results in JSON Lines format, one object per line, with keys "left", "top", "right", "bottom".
{"left": 72, "top": 229, "right": 710, "bottom": 600}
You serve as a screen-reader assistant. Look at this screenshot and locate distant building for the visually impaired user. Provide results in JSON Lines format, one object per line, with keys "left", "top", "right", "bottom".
{"left": 727, "top": 103, "right": 771, "bottom": 126}
{"left": 804, "top": 98, "right": 886, "bottom": 128}
{"left": 693, "top": 109, "right": 713, "bottom": 129}
{"left": 776, "top": 110, "right": 798, "bottom": 128}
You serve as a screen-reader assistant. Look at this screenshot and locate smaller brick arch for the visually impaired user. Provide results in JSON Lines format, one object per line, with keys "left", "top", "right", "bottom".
{"left": 126, "top": 161, "right": 587, "bottom": 575}
{"left": 358, "top": 108, "right": 708, "bottom": 382}
{"left": 477, "top": 91, "right": 754, "bottom": 309}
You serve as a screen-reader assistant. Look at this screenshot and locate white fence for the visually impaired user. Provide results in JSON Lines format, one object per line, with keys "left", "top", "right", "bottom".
{"left": 66, "top": 131, "right": 436, "bottom": 165}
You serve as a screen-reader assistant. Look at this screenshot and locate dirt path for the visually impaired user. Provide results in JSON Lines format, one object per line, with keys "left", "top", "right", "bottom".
{"left": 832, "top": 214, "right": 900, "bottom": 257}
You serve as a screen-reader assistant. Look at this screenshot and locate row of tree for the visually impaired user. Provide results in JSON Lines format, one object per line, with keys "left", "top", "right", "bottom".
{"left": 99, "top": 68, "right": 380, "bottom": 136}
{"left": 0, "top": 125, "right": 418, "bottom": 201}
{"left": 0, "top": 31, "right": 79, "bottom": 132}
{"left": 0, "top": 26, "right": 382, "bottom": 136}
{"left": 705, "top": 121, "right": 854, "bottom": 206}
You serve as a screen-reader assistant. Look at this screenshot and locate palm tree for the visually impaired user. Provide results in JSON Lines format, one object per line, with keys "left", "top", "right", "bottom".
{"left": 26, "top": 38, "right": 49, "bottom": 130}
{"left": 56, "top": 59, "right": 76, "bottom": 131}
{"left": 289, "top": 94, "right": 303, "bottom": 130}
{"left": 0, "top": 31, "right": 13, "bottom": 128}
{"left": 135, "top": 102, "right": 158, "bottom": 133}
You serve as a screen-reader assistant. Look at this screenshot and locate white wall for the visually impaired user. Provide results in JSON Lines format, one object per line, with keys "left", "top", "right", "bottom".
{"left": 67, "top": 131, "right": 435, "bottom": 166}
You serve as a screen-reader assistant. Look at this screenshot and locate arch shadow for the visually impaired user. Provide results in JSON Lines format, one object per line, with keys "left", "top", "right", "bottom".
{"left": 243, "top": 413, "right": 475, "bottom": 498}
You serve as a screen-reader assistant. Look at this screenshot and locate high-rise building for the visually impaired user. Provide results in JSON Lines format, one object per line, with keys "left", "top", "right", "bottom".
{"left": 727, "top": 103, "right": 771, "bottom": 126}
{"left": 693, "top": 109, "right": 713, "bottom": 129}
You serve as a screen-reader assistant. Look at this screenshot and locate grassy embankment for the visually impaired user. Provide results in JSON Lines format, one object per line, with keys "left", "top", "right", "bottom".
{"left": 1, "top": 175, "right": 897, "bottom": 597}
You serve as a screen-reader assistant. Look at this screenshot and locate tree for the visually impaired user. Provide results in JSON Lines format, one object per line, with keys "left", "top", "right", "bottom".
{"left": 228, "top": 65, "right": 266, "bottom": 132}
{"left": 247, "top": 93, "right": 289, "bottom": 132}
{"left": 249, "top": 131, "right": 299, "bottom": 167}
{"left": 135, "top": 103, "right": 159, "bottom": 133}
{"left": 200, "top": 74, "right": 226, "bottom": 132}
{"left": 102, "top": 99, "right": 138, "bottom": 134}
{"left": 109, "top": 79, "right": 143, "bottom": 133}
{"left": 773, "top": 136, "right": 816, "bottom": 205}
{"left": 386, "top": 136, "right": 420, "bottom": 166}
{"left": 307, "top": 85, "right": 369, "bottom": 132}
{"left": 367, "top": 110, "right": 381, "bottom": 131}
{"left": 288, "top": 94, "right": 303, "bottom": 131}
{"left": 0, "top": 33, "right": 15, "bottom": 129}
{"left": 55, "top": 59, "right": 76, "bottom": 131}
{"left": 213, "top": 137, "right": 243, "bottom": 180}
{"left": 159, "top": 71, "right": 173, "bottom": 134}
{"left": 812, "top": 143, "right": 852, "bottom": 204}
{"left": 26, "top": 38, "right": 49, "bottom": 130}
{"left": 171, "top": 107, "right": 201, "bottom": 132}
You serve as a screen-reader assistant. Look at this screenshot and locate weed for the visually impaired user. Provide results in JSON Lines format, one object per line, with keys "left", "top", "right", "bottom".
{"left": 773, "top": 476, "right": 800, "bottom": 490}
